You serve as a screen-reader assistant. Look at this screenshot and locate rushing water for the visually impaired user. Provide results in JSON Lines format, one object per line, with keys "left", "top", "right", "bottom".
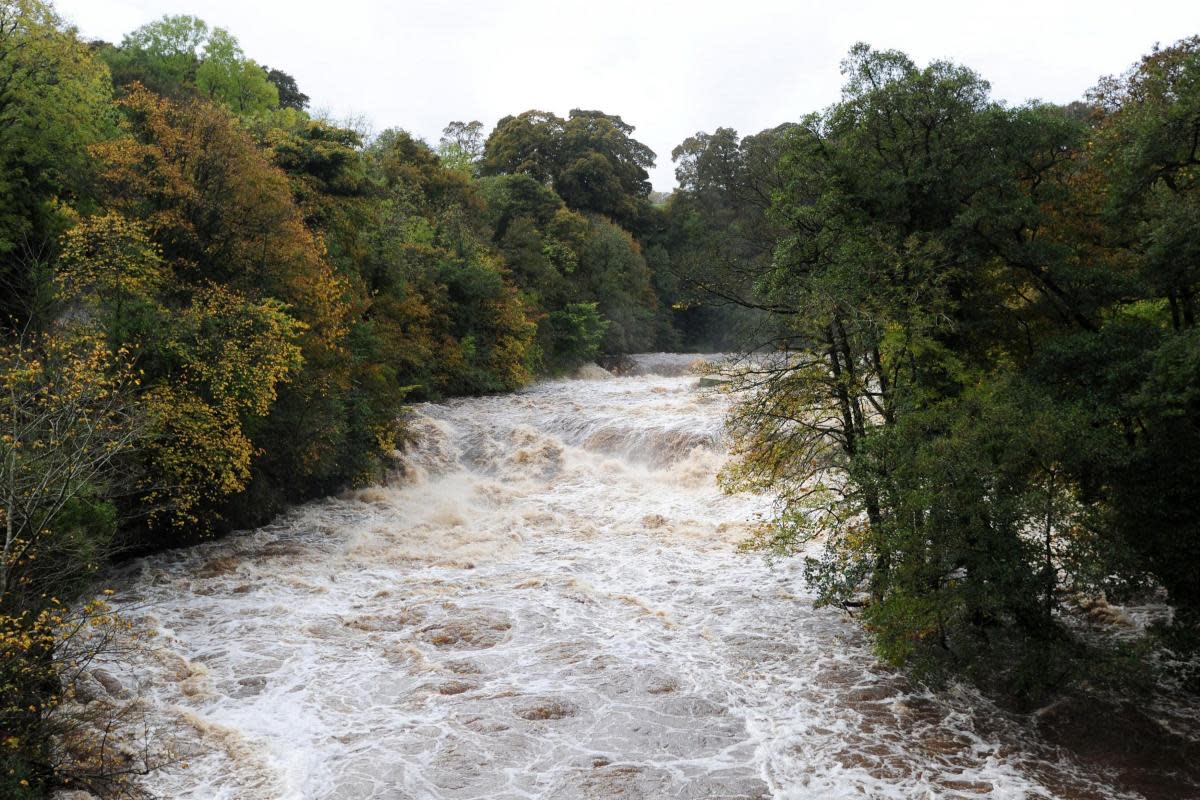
{"left": 103, "top": 354, "right": 1147, "bottom": 799}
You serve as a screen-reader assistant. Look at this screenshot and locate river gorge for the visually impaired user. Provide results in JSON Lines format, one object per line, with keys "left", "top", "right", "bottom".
{"left": 97, "top": 355, "right": 1156, "bottom": 799}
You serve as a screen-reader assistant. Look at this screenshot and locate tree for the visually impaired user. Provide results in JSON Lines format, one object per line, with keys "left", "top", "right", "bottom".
{"left": 195, "top": 28, "right": 278, "bottom": 114}
{"left": 576, "top": 217, "right": 658, "bottom": 353}
{"left": 438, "top": 120, "right": 484, "bottom": 173}
{"left": 544, "top": 302, "right": 608, "bottom": 371}
{"left": 0, "top": 0, "right": 111, "bottom": 322}
{"left": 0, "top": 329, "right": 158, "bottom": 796}
{"left": 102, "top": 13, "right": 208, "bottom": 95}
{"left": 665, "top": 124, "right": 791, "bottom": 348}
{"left": 92, "top": 87, "right": 346, "bottom": 345}
{"left": 720, "top": 44, "right": 1101, "bottom": 692}
{"left": 263, "top": 65, "right": 309, "bottom": 110}
{"left": 480, "top": 110, "right": 563, "bottom": 184}
{"left": 86, "top": 88, "right": 355, "bottom": 533}
{"left": 556, "top": 109, "right": 655, "bottom": 222}
{"left": 1, "top": 329, "right": 143, "bottom": 603}
{"left": 103, "top": 15, "right": 279, "bottom": 115}
{"left": 53, "top": 212, "right": 305, "bottom": 529}
{"left": 481, "top": 108, "right": 656, "bottom": 227}
{"left": 364, "top": 128, "right": 536, "bottom": 396}
{"left": 1066, "top": 37, "right": 1200, "bottom": 617}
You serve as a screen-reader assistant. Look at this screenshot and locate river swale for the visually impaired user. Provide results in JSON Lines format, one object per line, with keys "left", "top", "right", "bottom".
{"left": 100, "top": 354, "right": 1160, "bottom": 799}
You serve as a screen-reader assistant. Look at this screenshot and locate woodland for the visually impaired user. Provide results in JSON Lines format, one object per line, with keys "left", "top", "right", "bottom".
{"left": 1, "top": 1, "right": 1199, "bottom": 794}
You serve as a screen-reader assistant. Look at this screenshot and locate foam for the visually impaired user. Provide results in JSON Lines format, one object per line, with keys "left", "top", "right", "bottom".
{"left": 97, "top": 356, "right": 1141, "bottom": 799}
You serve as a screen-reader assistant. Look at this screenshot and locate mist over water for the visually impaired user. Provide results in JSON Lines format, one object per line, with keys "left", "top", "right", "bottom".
{"left": 106, "top": 355, "right": 1139, "bottom": 799}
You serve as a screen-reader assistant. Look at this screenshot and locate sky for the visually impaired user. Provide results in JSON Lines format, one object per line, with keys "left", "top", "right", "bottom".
{"left": 54, "top": 0, "right": 1200, "bottom": 192}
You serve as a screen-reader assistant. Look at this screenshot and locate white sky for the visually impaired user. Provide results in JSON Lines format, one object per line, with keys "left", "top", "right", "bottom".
{"left": 54, "top": 0, "right": 1200, "bottom": 191}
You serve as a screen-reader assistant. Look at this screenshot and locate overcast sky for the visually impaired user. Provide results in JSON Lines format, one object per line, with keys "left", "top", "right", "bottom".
{"left": 54, "top": 0, "right": 1199, "bottom": 191}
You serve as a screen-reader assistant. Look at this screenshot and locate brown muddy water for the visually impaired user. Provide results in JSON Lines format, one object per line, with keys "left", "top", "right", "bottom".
{"left": 100, "top": 354, "right": 1175, "bottom": 799}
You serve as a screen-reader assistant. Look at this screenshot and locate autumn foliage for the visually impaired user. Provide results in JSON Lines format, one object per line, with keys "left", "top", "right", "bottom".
{"left": 0, "top": 3, "right": 687, "bottom": 791}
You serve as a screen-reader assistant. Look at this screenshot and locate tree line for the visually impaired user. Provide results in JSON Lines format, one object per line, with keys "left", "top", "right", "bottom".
{"left": 682, "top": 41, "right": 1200, "bottom": 703}
{"left": 2, "top": 0, "right": 1197, "bottom": 792}
{"left": 0, "top": 1, "right": 729, "bottom": 792}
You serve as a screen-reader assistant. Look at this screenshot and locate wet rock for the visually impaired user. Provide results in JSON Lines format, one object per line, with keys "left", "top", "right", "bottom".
{"left": 845, "top": 683, "right": 895, "bottom": 703}
{"left": 921, "top": 735, "right": 972, "bottom": 756}
{"left": 437, "top": 680, "right": 476, "bottom": 696}
{"left": 516, "top": 698, "right": 577, "bottom": 721}
{"left": 419, "top": 613, "right": 510, "bottom": 650}
{"left": 91, "top": 668, "right": 127, "bottom": 698}
{"left": 69, "top": 669, "right": 108, "bottom": 703}
{"left": 646, "top": 677, "right": 679, "bottom": 695}
{"left": 573, "top": 363, "right": 613, "bottom": 381}
{"left": 344, "top": 609, "right": 424, "bottom": 632}
{"left": 253, "top": 543, "right": 305, "bottom": 560}
{"left": 937, "top": 778, "right": 994, "bottom": 794}
{"left": 462, "top": 715, "right": 509, "bottom": 733}
{"left": 196, "top": 555, "right": 239, "bottom": 578}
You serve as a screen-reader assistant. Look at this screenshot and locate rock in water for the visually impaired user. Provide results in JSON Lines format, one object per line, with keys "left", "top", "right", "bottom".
{"left": 573, "top": 363, "right": 613, "bottom": 380}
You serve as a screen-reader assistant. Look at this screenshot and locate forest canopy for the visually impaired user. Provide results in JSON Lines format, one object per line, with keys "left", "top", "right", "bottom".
{"left": 0, "top": 3, "right": 700, "bottom": 791}
{"left": 1, "top": 0, "right": 1198, "bottom": 794}
{"left": 702, "top": 40, "right": 1200, "bottom": 698}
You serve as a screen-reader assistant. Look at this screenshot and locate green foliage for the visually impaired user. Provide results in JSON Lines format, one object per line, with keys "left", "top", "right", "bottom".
{"left": 362, "top": 128, "right": 536, "bottom": 397}
{"left": 481, "top": 108, "right": 656, "bottom": 228}
{"left": 577, "top": 217, "right": 658, "bottom": 353}
{"left": 194, "top": 28, "right": 278, "bottom": 114}
{"left": 101, "top": 13, "right": 208, "bottom": 95}
{"left": 715, "top": 39, "right": 1200, "bottom": 695}
{"left": 544, "top": 302, "right": 608, "bottom": 372}
{"left": 263, "top": 65, "right": 308, "bottom": 110}
{"left": 102, "top": 14, "right": 280, "bottom": 116}
{"left": 0, "top": 0, "right": 112, "bottom": 321}
{"left": 438, "top": 120, "right": 484, "bottom": 174}
{"left": 664, "top": 124, "right": 790, "bottom": 349}
{"left": 477, "top": 109, "right": 689, "bottom": 357}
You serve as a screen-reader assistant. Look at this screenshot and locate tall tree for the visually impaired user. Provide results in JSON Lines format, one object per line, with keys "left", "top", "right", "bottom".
{"left": 721, "top": 44, "right": 1097, "bottom": 691}
{"left": 481, "top": 108, "right": 656, "bottom": 227}
{"left": 262, "top": 65, "right": 309, "bottom": 110}
{"left": 194, "top": 27, "right": 278, "bottom": 114}
{"left": 0, "top": 0, "right": 111, "bottom": 322}
{"left": 101, "top": 13, "right": 207, "bottom": 96}
{"left": 438, "top": 120, "right": 485, "bottom": 173}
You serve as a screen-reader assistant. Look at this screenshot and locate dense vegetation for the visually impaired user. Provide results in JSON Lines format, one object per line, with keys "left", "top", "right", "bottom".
{"left": 1, "top": 0, "right": 1197, "bottom": 793}
{"left": 695, "top": 42, "right": 1200, "bottom": 700}
{"left": 0, "top": 2, "right": 706, "bottom": 792}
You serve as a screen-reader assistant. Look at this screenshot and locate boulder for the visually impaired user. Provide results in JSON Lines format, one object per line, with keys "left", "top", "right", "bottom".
{"left": 573, "top": 363, "right": 613, "bottom": 381}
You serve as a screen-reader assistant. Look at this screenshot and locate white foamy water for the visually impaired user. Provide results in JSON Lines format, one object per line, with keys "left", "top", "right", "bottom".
{"left": 104, "top": 354, "right": 1140, "bottom": 799}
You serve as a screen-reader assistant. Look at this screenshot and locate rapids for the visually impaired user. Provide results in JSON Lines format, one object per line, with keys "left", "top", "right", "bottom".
{"left": 103, "top": 354, "right": 1144, "bottom": 799}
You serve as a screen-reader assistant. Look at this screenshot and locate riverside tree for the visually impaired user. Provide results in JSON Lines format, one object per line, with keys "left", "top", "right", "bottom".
{"left": 708, "top": 41, "right": 1200, "bottom": 696}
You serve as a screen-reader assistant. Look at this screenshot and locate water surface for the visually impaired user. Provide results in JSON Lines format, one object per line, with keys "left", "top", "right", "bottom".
{"left": 108, "top": 354, "right": 1139, "bottom": 799}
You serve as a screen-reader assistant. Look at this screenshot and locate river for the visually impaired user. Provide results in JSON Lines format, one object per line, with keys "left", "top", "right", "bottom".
{"left": 102, "top": 354, "right": 1146, "bottom": 799}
